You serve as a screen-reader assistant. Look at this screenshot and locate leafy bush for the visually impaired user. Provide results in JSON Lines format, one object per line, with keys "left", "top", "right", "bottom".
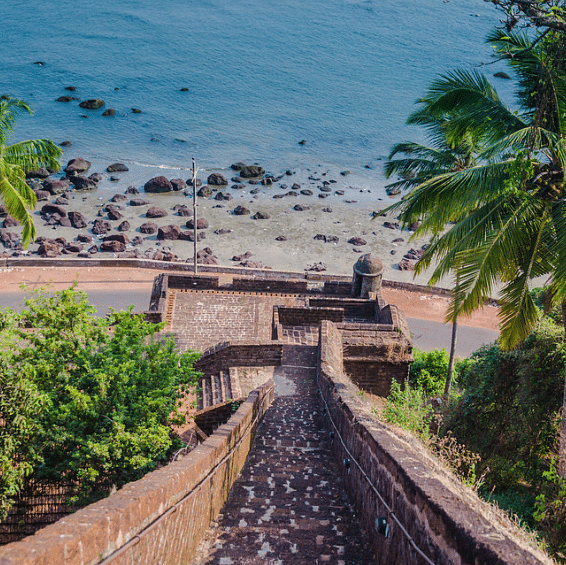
{"left": 409, "top": 348, "right": 450, "bottom": 397}
{"left": 383, "top": 379, "right": 433, "bottom": 439}
{"left": 0, "top": 285, "right": 200, "bottom": 514}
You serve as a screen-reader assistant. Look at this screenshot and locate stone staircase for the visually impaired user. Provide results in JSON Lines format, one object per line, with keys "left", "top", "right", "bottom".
{"left": 198, "top": 371, "right": 237, "bottom": 411}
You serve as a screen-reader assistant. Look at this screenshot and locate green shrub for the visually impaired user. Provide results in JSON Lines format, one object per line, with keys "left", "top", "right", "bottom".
{"left": 0, "top": 285, "right": 201, "bottom": 513}
{"left": 409, "top": 348, "right": 450, "bottom": 397}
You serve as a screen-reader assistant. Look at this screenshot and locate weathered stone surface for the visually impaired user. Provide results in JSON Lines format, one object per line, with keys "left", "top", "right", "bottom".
{"left": 251, "top": 211, "right": 269, "bottom": 219}
{"left": 144, "top": 176, "right": 173, "bottom": 193}
{"left": 197, "top": 186, "right": 214, "bottom": 197}
{"left": 68, "top": 211, "right": 87, "bottom": 229}
{"left": 117, "top": 220, "right": 130, "bottom": 232}
{"left": 64, "top": 157, "right": 91, "bottom": 176}
{"left": 107, "top": 208, "right": 123, "bottom": 221}
{"left": 214, "top": 191, "right": 232, "bottom": 201}
{"left": 175, "top": 205, "right": 192, "bottom": 217}
{"left": 139, "top": 222, "right": 158, "bottom": 234}
{"left": 79, "top": 99, "right": 105, "bottom": 110}
{"left": 232, "top": 205, "right": 250, "bottom": 216}
{"left": 100, "top": 240, "right": 126, "bottom": 252}
{"left": 43, "top": 178, "right": 70, "bottom": 194}
{"left": 41, "top": 204, "right": 68, "bottom": 218}
{"left": 37, "top": 240, "right": 61, "bottom": 257}
{"left": 170, "top": 178, "right": 187, "bottom": 191}
{"left": 146, "top": 206, "right": 168, "bottom": 218}
{"left": 157, "top": 225, "right": 182, "bottom": 240}
{"left": 25, "top": 167, "right": 50, "bottom": 179}
{"left": 92, "top": 219, "right": 112, "bottom": 235}
{"left": 0, "top": 230, "right": 18, "bottom": 248}
{"left": 107, "top": 163, "right": 129, "bottom": 172}
{"left": 186, "top": 218, "right": 209, "bottom": 229}
{"left": 130, "top": 198, "right": 152, "bottom": 206}
{"left": 126, "top": 186, "right": 140, "bottom": 195}
{"left": 239, "top": 165, "right": 265, "bottom": 178}
{"left": 347, "top": 237, "right": 367, "bottom": 246}
{"left": 398, "top": 257, "right": 415, "bottom": 271}
{"left": 207, "top": 173, "right": 228, "bottom": 186}
{"left": 179, "top": 230, "right": 205, "bottom": 242}
{"left": 103, "top": 234, "right": 129, "bottom": 244}
{"left": 64, "top": 243, "right": 83, "bottom": 253}
{"left": 34, "top": 190, "right": 51, "bottom": 201}
{"left": 54, "top": 195, "right": 69, "bottom": 205}
{"left": 69, "top": 175, "right": 98, "bottom": 190}
{"left": 77, "top": 234, "right": 93, "bottom": 243}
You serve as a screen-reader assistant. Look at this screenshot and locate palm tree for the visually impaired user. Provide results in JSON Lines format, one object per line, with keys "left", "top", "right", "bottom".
{"left": 0, "top": 98, "right": 62, "bottom": 247}
{"left": 385, "top": 29, "right": 566, "bottom": 474}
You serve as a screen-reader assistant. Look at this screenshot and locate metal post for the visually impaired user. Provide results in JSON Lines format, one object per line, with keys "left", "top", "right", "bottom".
{"left": 192, "top": 157, "right": 198, "bottom": 275}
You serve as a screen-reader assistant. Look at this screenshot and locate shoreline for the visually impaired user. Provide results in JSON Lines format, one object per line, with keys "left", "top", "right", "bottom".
{"left": 2, "top": 158, "right": 444, "bottom": 285}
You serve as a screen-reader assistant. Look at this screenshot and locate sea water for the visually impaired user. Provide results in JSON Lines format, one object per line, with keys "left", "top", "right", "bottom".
{"left": 1, "top": 0, "right": 516, "bottom": 196}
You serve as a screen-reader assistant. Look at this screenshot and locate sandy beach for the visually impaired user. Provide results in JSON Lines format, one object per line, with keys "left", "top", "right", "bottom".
{"left": 3, "top": 163, "right": 441, "bottom": 283}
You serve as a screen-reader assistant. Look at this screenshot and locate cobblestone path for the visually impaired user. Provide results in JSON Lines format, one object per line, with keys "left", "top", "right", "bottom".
{"left": 194, "top": 345, "right": 374, "bottom": 565}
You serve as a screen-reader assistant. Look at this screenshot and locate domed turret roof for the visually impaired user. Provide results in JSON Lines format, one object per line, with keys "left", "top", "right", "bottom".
{"left": 353, "top": 253, "right": 383, "bottom": 276}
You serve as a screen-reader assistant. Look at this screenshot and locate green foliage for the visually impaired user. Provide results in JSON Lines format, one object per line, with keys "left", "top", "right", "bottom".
{"left": 383, "top": 379, "right": 433, "bottom": 440}
{"left": 409, "top": 348, "right": 451, "bottom": 397}
{"left": 445, "top": 317, "right": 564, "bottom": 492}
{"left": 0, "top": 285, "right": 200, "bottom": 514}
{"left": 534, "top": 458, "right": 566, "bottom": 558}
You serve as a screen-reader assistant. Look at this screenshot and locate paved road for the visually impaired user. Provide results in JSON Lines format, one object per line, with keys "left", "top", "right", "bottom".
{"left": 0, "top": 290, "right": 499, "bottom": 357}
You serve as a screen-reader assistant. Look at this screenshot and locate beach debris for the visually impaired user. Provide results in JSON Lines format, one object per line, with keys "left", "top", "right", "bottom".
{"left": 64, "top": 157, "right": 91, "bottom": 176}
{"left": 79, "top": 99, "right": 105, "bottom": 110}
{"left": 144, "top": 176, "right": 174, "bottom": 193}
{"left": 207, "top": 173, "right": 228, "bottom": 186}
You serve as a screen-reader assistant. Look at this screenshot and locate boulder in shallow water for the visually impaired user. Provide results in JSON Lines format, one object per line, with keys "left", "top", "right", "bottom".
{"left": 64, "top": 158, "right": 91, "bottom": 176}
{"left": 207, "top": 173, "right": 228, "bottom": 186}
{"left": 139, "top": 222, "right": 158, "bottom": 234}
{"left": 144, "top": 176, "right": 173, "bottom": 193}
{"left": 79, "top": 99, "right": 105, "bottom": 110}
{"left": 157, "top": 225, "right": 182, "bottom": 240}
{"left": 146, "top": 206, "right": 168, "bottom": 218}
{"left": 68, "top": 211, "right": 87, "bottom": 229}
{"left": 107, "top": 163, "right": 129, "bottom": 173}
{"left": 100, "top": 240, "right": 126, "bottom": 253}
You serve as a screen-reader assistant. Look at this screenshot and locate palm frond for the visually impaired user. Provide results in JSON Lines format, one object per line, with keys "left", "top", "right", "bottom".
{"left": 0, "top": 99, "right": 33, "bottom": 145}
{"left": 5, "top": 139, "right": 62, "bottom": 172}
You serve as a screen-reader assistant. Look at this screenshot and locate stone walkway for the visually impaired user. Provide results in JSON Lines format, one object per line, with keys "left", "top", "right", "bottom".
{"left": 194, "top": 345, "right": 374, "bottom": 565}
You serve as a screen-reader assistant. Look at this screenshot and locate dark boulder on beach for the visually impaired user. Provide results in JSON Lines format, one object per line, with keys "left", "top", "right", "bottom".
{"left": 146, "top": 206, "right": 168, "bottom": 218}
{"left": 0, "top": 206, "right": 7, "bottom": 217}
{"left": 126, "top": 186, "right": 140, "bottom": 194}
{"left": 175, "top": 205, "right": 192, "bottom": 217}
{"left": 398, "top": 258, "right": 415, "bottom": 271}
{"left": 130, "top": 197, "right": 152, "bottom": 206}
{"left": 0, "top": 230, "right": 18, "bottom": 249}
{"left": 102, "top": 109, "right": 115, "bottom": 116}
{"left": 207, "top": 173, "right": 228, "bottom": 186}
{"left": 41, "top": 203, "right": 67, "bottom": 218}
{"left": 197, "top": 186, "right": 214, "bottom": 197}
{"left": 92, "top": 219, "right": 112, "bottom": 235}
{"left": 251, "top": 211, "right": 270, "bottom": 220}
{"left": 214, "top": 191, "right": 232, "bottom": 201}
{"left": 56, "top": 96, "right": 77, "bottom": 103}
{"left": 104, "top": 234, "right": 129, "bottom": 245}
{"left": 187, "top": 178, "right": 202, "bottom": 188}
{"left": 68, "top": 211, "right": 87, "bottom": 229}
{"left": 179, "top": 230, "right": 205, "bottom": 242}
{"left": 34, "top": 190, "right": 51, "bottom": 201}
{"left": 79, "top": 99, "right": 105, "bottom": 110}
{"left": 157, "top": 225, "right": 182, "bottom": 240}
{"left": 240, "top": 165, "right": 264, "bottom": 178}
{"left": 25, "top": 167, "right": 50, "bottom": 179}
{"left": 107, "top": 163, "right": 129, "bottom": 173}
{"left": 63, "top": 243, "right": 83, "bottom": 254}
{"left": 111, "top": 193, "right": 128, "bottom": 202}
{"left": 100, "top": 240, "right": 126, "bottom": 253}
{"left": 2, "top": 217, "right": 18, "bottom": 228}
{"left": 347, "top": 237, "right": 367, "bottom": 246}
{"left": 69, "top": 175, "right": 98, "bottom": 190}
{"left": 144, "top": 176, "right": 173, "bottom": 193}
{"left": 64, "top": 158, "right": 91, "bottom": 176}
{"left": 186, "top": 218, "right": 209, "bottom": 229}
{"left": 107, "top": 208, "right": 123, "bottom": 221}
{"left": 494, "top": 71, "right": 511, "bottom": 80}
{"left": 230, "top": 162, "right": 246, "bottom": 171}
{"left": 117, "top": 220, "right": 130, "bottom": 232}
{"left": 170, "top": 178, "right": 187, "bottom": 191}
{"left": 293, "top": 204, "right": 309, "bottom": 211}
{"left": 232, "top": 251, "right": 252, "bottom": 262}
{"left": 214, "top": 228, "right": 232, "bottom": 235}
{"left": 43, "top": 178, "right": 70, "bottom": 194}
{"left": 139, "top": 222, "right": 158, "bottom": 234}
{"left": 275, "top": 235, "right": 287, "bottom": 241}
{"left": 231, "top": 183, "right": 246, "bottom": 190}
{"left": 232, "top": 205, "right": 250, "bottom": 216}
{"left": 77, "top": 234, "right": 93, "bottom": 243}
{"left": 89, "top": 172, "right": 102, "bottom": 183}
{"left": 38, "top": 240, "right": 61, "bottom": 257}
{"left": 54, "top": 196, "right": 69, "bottom": 205}
{"left": 300, "top": 189, "right": 313, "bottom": 196}
{"left": 383, "top": 221, "right": 400, "bottom": 230}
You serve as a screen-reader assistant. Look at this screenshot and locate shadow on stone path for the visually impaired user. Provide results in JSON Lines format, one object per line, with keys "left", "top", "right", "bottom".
{"left": 194, "top": 345, "right": 374, "bottom": 565}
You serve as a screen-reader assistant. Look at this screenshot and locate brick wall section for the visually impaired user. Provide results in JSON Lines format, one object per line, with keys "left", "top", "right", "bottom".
{"left": 0, "top": 381, "right": 275, "bottom": 565}
{"left": 168, "top": 275, "right": 219, "bottom": 290}
{"left": 323, "top": 280, "right": 352, "bottom": 295}
{"left": 274, "top": 305, "right": 344, "bottom": 326}
{"left": 317, "top": 320, "right": 551, "bottom": 565}
{"left": 232, "top": 277, "right": 309, "bottom": 293}
{"left": 195, "top": 341, "right": 283, "bottom": 375}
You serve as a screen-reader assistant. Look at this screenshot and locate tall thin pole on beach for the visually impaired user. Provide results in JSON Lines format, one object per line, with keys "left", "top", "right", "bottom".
{"left": 191, "top": 157, "right": 198, "bottom": 275}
